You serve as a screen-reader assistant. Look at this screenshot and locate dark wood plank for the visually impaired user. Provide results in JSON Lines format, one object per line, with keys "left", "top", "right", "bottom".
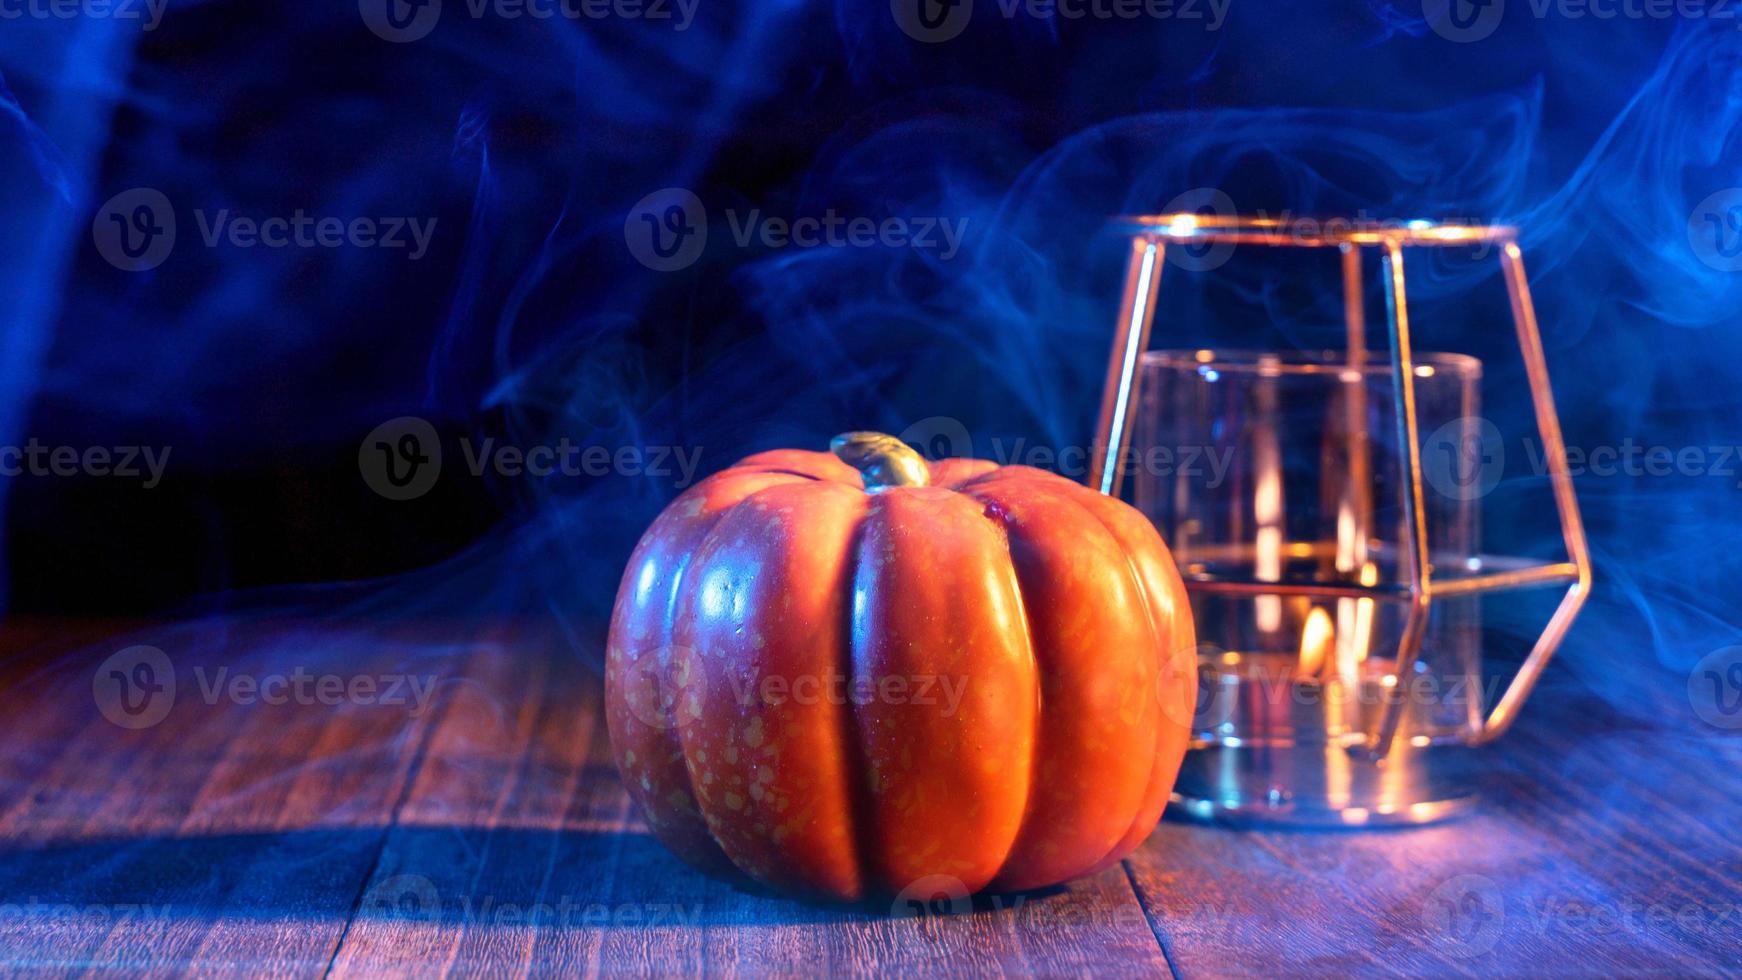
{"left": 0, "top": 618, "right": 458, "bottom": 977}
{"left": 0, "top": 618, "right": 151, "bottom": 816}
{"left": 16, "top": 611, "right": 1733, "bottom": 978}
{"left": 1125, "top": 669, "right": 1742, "bottom": 978}
{"left": 328, "top": 632, "right": 1174, "bottom": 978}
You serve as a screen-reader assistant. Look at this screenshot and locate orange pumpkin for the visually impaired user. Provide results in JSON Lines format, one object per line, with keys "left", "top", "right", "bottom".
{"left": 605, "top": 432, "right": 1196, "bottom": 901}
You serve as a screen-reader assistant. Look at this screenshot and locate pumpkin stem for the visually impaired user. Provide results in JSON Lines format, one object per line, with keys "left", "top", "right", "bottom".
{"left": 830, "top": 432, "right": 930, "bottom": 492}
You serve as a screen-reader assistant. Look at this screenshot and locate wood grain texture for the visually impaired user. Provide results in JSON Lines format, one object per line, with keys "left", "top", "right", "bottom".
{"left": 0, "top": 618, "right": 449, "bottom": 976}
{"left": 327, "top": 628, "right": 1171, "bottom": 978}
{"left": 1123, "top": 675, "right": 1742, "bottom": 978}
{"left": 0, "top": 617, "right": 1737, "bottom": 977}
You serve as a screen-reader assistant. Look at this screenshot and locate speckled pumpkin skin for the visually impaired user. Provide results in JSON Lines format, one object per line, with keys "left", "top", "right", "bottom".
{"left": 605, "top": 448, "right": 1196, "bottom": 902}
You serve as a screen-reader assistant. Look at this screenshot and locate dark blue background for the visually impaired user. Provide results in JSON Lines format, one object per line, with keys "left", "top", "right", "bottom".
{"left": 0, "top": 2, "right": 1738, "bottom": 724}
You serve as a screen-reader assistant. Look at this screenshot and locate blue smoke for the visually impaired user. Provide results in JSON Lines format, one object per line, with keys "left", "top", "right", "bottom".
{"left": 0, "top": 6, "right": 1737, "bottom": 736}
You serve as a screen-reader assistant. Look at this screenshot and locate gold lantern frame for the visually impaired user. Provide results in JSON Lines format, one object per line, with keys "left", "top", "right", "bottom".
{"left": 1089, "top": 215, "right": 1592, "bottom": 760}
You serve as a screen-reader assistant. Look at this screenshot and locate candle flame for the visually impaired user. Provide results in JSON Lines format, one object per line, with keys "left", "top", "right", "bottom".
{"left": 1298, "top": 606, "right": 1334, "bottom": 678}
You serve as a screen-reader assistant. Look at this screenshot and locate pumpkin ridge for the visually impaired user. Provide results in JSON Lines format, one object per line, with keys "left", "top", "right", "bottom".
{"left": 967, "top": 476, "right": 1160, "bottom": 890}
{"left": 672, "top": 476, "right": 836, "bottom": 880}
{"left": 681, "top": 478, "right": 871, "bottom": 898}
{"left": 608, "top": 471, "right": 810, "bottom": 879}
{"left": 1055, "top": 486, "right": 1173, "bottom": 873}
{"left": 669, "top": 489, "right": 759, "bottom": 874}
{"left": 837, "top": 505, "right": 879, "bottom": 900}
{"left": 966, "top": 490, "right": 1043, "bottom": 888}
{"left": 961, "top": 487, "right": 1049, "bottom": 887}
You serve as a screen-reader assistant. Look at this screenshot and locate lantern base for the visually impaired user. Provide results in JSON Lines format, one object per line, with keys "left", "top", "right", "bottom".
{"left": 1166, "top": 740, "right": 1479, "bottom": 828}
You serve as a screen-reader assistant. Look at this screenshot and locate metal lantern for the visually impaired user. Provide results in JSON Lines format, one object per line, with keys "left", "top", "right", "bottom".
{"left": 1091, "top": 216, "right": 1592, "bottom": 825}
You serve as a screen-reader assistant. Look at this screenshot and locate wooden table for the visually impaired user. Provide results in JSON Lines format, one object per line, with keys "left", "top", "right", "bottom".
{"left": 1, "top": 615, "right": 1736, "bottom": 977}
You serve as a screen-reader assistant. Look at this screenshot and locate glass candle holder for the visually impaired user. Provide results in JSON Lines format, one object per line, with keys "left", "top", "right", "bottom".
{"left": 1136, "top": 349, "right": 1486, "bottom": 824}
{"left": 1088, "top": 217, "right": 1591, "bottom": 827}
